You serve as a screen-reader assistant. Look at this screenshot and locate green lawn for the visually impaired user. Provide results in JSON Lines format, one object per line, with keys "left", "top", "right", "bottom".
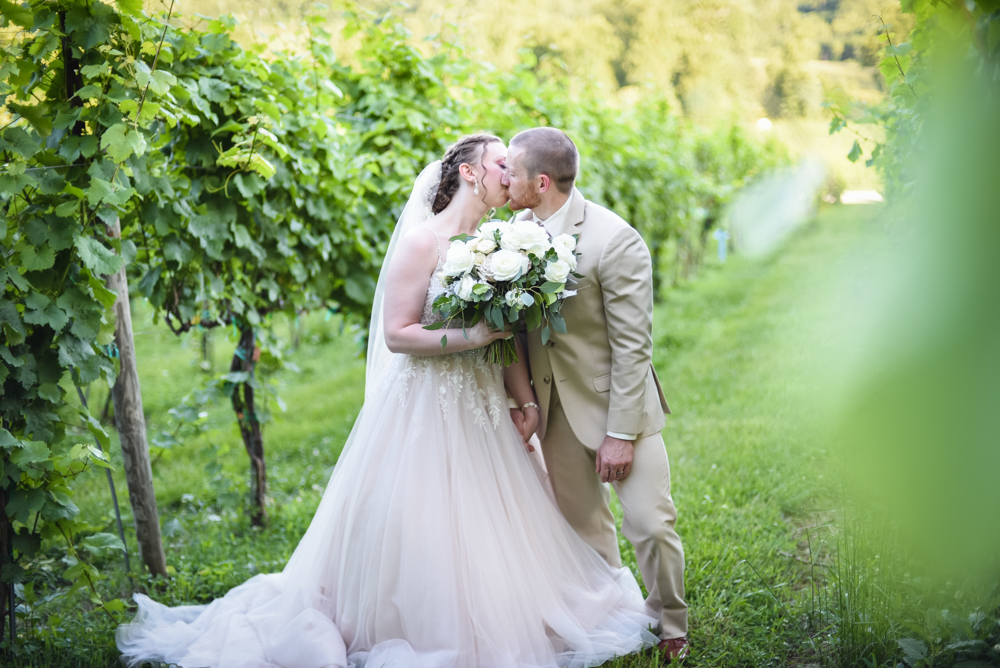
{"left": 12, "top": 204, "right": 885, "bottom": 666}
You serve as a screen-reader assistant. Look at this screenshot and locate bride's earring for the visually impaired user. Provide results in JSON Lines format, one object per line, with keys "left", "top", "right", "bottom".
{"left": 474, "top": 177, "right": 479, "bottom": 196}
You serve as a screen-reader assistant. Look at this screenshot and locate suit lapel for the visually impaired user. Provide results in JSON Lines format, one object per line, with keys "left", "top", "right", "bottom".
{"left": 546, "top": 187, "right": 586, "bottom": 238}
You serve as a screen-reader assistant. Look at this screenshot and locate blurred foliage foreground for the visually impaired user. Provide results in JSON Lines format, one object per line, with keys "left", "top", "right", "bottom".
{"left": 0, "top": 0, "right": 786, "bottom": 654}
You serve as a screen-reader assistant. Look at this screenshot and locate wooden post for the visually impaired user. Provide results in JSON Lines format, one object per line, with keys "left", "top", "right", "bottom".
{"left": 230, "top": 326, "right": 268, "bottom": 527}
{"left": 106, "top": 219, "right": 168, "bottom": 577}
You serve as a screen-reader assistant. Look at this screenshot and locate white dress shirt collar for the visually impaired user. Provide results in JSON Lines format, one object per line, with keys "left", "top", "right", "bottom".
{"left": 531, "top": 191, "right": 574, "bottom": 236}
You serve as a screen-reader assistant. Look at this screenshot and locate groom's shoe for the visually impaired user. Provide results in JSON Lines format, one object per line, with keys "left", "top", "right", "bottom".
{"left": 656, "top": 637, "right": 690, "bottom": 664}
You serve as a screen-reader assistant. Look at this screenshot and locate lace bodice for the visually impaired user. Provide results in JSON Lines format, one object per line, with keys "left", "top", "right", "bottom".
{"left": 395, "top": 238, "right": 505, "bottom": 430}
{"left": 420, "top": 255, "right": 456, "bottom": 327}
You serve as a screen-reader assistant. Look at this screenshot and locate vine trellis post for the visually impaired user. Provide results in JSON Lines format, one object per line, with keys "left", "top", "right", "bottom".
{"left": 107, "top": 218, "right": 168, "bottom": 577}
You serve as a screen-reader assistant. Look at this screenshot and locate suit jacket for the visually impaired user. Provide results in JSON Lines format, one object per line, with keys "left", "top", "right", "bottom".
{"left": 525, "top": 188, "right": 670, "bottom": 449}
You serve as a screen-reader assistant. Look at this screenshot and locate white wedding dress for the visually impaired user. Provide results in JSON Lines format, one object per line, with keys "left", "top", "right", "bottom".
{"left": 117, "top": 165, "right": 658, "bottom": 668}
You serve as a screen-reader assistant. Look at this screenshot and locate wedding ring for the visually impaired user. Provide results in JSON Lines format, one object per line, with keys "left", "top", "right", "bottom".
{"left": 616, "top": 469, "right": 624, "bottom": 477}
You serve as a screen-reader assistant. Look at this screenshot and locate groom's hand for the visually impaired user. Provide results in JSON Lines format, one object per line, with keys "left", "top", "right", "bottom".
{"left": 596, "top": 436, "right": 634, "bottom": 483}
{"left": 509, "top": 408, "right": 535, "bottom": 452}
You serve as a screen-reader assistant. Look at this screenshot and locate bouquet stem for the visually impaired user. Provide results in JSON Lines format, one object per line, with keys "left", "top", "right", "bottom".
{"left": 484, "top": 338, "right": 519, "bottom": 366}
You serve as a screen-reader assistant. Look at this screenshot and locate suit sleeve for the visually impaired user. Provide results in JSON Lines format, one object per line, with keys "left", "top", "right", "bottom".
{"left": 598, "top": 224, "right": 654, "bottom": 436}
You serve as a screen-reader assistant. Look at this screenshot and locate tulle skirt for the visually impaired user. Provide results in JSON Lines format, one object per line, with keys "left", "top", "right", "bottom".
{"left": 117, "top": 350, "right": 658, "bottom": 668}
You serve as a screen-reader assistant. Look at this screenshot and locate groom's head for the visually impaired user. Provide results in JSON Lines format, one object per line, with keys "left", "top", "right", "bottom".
{"left": 503, "top": 127, "right": 578, "bottom": 211}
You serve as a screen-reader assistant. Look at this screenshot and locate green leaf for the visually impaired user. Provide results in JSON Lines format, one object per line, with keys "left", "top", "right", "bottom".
{"left": 37, "top": 383, "right": 60, "bottom": 402}
{"left": 550, "top": 313, "right": 567, "bottom": 334}
{"left": 0, "top": 126, "right": 40, "bottom": 159}
{"left": 541, "top": 325, "right": 551, "bottom": 346}
{"left": 440, "top": 334, "right": 448, "bottom": 351}
{"left": 24, "top": 292, "right": 70, "bottom": 332}
{"left": 81, "top": 533, "right": 126, "bottom": 557}
{"left": 10, "top": 440, "right": 50, "bottom": 466}
{"left": 100, "top": 123, "right": 147, "bottom": 163}
{"left": 75, "top": 237, "right": 124, "bottom": 276}
{"left": 422, "top": 321, "right": 446, "bottom": 330}
{"left": 115, "top": 0, "right": 144, "bottom": 17}
{"left": 520, "top": 292, "right": 535, "bottom": 306}
{"left": 20, "top": 243, "right": 56, "bottom": 271}
{"left": 83, "top": 413, "right": 111, "bottom": 450}
{"left": 0, "top": 428, "right": 18, "bottom": 450}
{"left": 847, "top": 140, "right": 862, "bottom": 163}
{"left": 0, "top": 0, "right": 33, "bottom": 28}
{"left": 0, "top": 299, "right": 27, "bottom": 345}
{"left": 540, "top": 281, "right": 564, "bottom": 294}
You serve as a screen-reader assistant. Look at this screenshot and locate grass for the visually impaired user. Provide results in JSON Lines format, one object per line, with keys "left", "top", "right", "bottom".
{"left": 7, "top": 203, "right": 941, "bottom": 667}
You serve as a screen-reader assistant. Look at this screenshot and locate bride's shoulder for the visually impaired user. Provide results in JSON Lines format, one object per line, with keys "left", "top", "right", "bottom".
{"left": 387, "top": 226, "right": 440, "bottom": 277}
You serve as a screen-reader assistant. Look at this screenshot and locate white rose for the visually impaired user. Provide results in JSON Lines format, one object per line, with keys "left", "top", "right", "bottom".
{"left": 442, "top": 240, "right": 475, "bottom": 276}
{"left": 543, "top": 258, "right": 571, "bottom": 284}
{"left": 501, "top": 220, "right": 551, "bottom": 256}
{"left": 474, "top": 252, "right": 486, "bottom": 266}
{"left": 476, "top": 236, "right": 497, "bottom": 254}
{"left": 556, "top": 248, "right": 578, "bottom": 270}
{"left": 455, "top": 274, "right": 478, "bottom": 300}
{"left": 478, "top": 220, "right": 511, "bottom": 241}
{"left": 552, "top": 233, "right": 576, "bottom": 255}
{"left": 490, "top": 249, "right": 525, "bottom": 282}
{"left": 519, "top": 251, "right": 531, "bottom": 275}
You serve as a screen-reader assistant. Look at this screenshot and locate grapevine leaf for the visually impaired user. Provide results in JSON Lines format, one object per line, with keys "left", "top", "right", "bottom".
{"left": 115, "top": 0, "right": 144, "bottom": 18}
{"left": 5, "top": 487, "right": 46, "bottom": 524}
{"left": 0, "top": 127, "right": 39, "bottom": 159}
{"left": 81, "top": 533, "right": 125, "bottom": 557}
{"left": 0, "top": 428, "right": 17, "bottom": 450}
{"left": 23, "top": 292, "right": 70, "bottom": 332}
{"left": 86, "top": 177, "right": 114, "bottom": 206}
{"left": 0, "top": 0, "right": 32, "bottom": 28}
{"left": 88, "top": 273, "right": 119, "bottom": 309}
{"left": 10, "top": 440, "right": 50, "bottom": 466}
{"left": 847, "top": 140, "right": 862, "bottom": 163}
{"left": 21, "top": 242, "right": 56, "bottom": 271}
{"left": 37, "top": 383, "right": 60, "bottom": 402}
{"left": 75, "top": 237, "right": 124, "bottom": 276}
{"left": 100, "top": 123, "right": 147, "bottom": 163}
{"left": 84, "top": 414, "right": 111, "bottom": 450}
{"left": 0, "top": 299, "right": 27, "bottom": 345}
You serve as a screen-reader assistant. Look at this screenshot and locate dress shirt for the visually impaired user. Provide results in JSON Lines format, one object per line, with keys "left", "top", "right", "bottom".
{"left": 530, "top": 193, "right": 638, "bottom": 443}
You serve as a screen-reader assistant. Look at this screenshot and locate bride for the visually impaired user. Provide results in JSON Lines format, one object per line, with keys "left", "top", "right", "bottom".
{"left": 117, "top": 134, "right": 658, "bottom": 668}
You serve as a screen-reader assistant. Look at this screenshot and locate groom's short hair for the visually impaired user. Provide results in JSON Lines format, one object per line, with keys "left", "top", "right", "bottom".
{"left": 509, "top": 127, "right": 579, "bottom": 194}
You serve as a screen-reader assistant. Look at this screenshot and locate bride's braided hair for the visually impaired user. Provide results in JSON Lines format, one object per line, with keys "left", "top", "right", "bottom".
{"left": 431, "top": 133, "right": 502, "bottom": 214}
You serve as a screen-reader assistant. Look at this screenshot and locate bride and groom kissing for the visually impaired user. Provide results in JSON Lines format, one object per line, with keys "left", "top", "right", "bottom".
{"left": 117, "top": 128, "right": 689, "bottom": 667}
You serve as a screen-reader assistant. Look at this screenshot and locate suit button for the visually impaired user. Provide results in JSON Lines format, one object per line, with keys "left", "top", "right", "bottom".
{"left": 543, "top": 376, "right": 551, "bottom": 384}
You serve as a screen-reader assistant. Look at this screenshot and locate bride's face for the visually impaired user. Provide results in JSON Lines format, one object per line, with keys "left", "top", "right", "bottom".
{"left": 475, "top": 142, "right": 510, "bottom": 209}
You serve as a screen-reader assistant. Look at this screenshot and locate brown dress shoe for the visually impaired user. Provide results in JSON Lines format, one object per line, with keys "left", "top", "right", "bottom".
{"left": 656, "top": 636, "right": 690, "bottom": 664}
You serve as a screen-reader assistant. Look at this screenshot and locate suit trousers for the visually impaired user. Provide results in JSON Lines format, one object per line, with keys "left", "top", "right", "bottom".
{"left": 541, "top": 384, "right": 688, "bottom": 638}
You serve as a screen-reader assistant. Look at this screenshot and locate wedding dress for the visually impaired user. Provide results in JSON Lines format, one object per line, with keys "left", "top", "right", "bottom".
{"left": 116, "top": 163, "right": 658, "bottom": 668}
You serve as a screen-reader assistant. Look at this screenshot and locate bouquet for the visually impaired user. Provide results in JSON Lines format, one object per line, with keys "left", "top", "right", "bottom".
{"left": 424, "top": 218, "right": 581, "bottom": 366}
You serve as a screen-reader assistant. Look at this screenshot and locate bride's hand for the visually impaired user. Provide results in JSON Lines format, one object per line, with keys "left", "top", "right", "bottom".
{"left": 467, "top": 320, "right": 510, "bottom": 348}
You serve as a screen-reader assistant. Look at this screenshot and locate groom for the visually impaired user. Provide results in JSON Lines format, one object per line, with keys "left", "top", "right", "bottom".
{"left": 502, "top": 127, "right": 689, "bottom": 662}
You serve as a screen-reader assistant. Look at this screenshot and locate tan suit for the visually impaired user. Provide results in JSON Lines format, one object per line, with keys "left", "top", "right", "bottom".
{"left": 525, "top": 188, "right": 688, "bottom": 638}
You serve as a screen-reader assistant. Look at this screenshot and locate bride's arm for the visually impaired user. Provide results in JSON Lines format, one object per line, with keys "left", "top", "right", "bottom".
{"left": 503, "top": 335, "right": 539, "bottom": 442}
{"left": 383, "top": 230, "right": 509, "bottom": 356}
{"left": 502, "top": 335, "right": 535, "bottom": 407}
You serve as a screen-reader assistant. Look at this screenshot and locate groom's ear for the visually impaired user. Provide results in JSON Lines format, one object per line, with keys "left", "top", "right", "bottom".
{"left": 537, "top": 174, "right": 552, "bottom": 194}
